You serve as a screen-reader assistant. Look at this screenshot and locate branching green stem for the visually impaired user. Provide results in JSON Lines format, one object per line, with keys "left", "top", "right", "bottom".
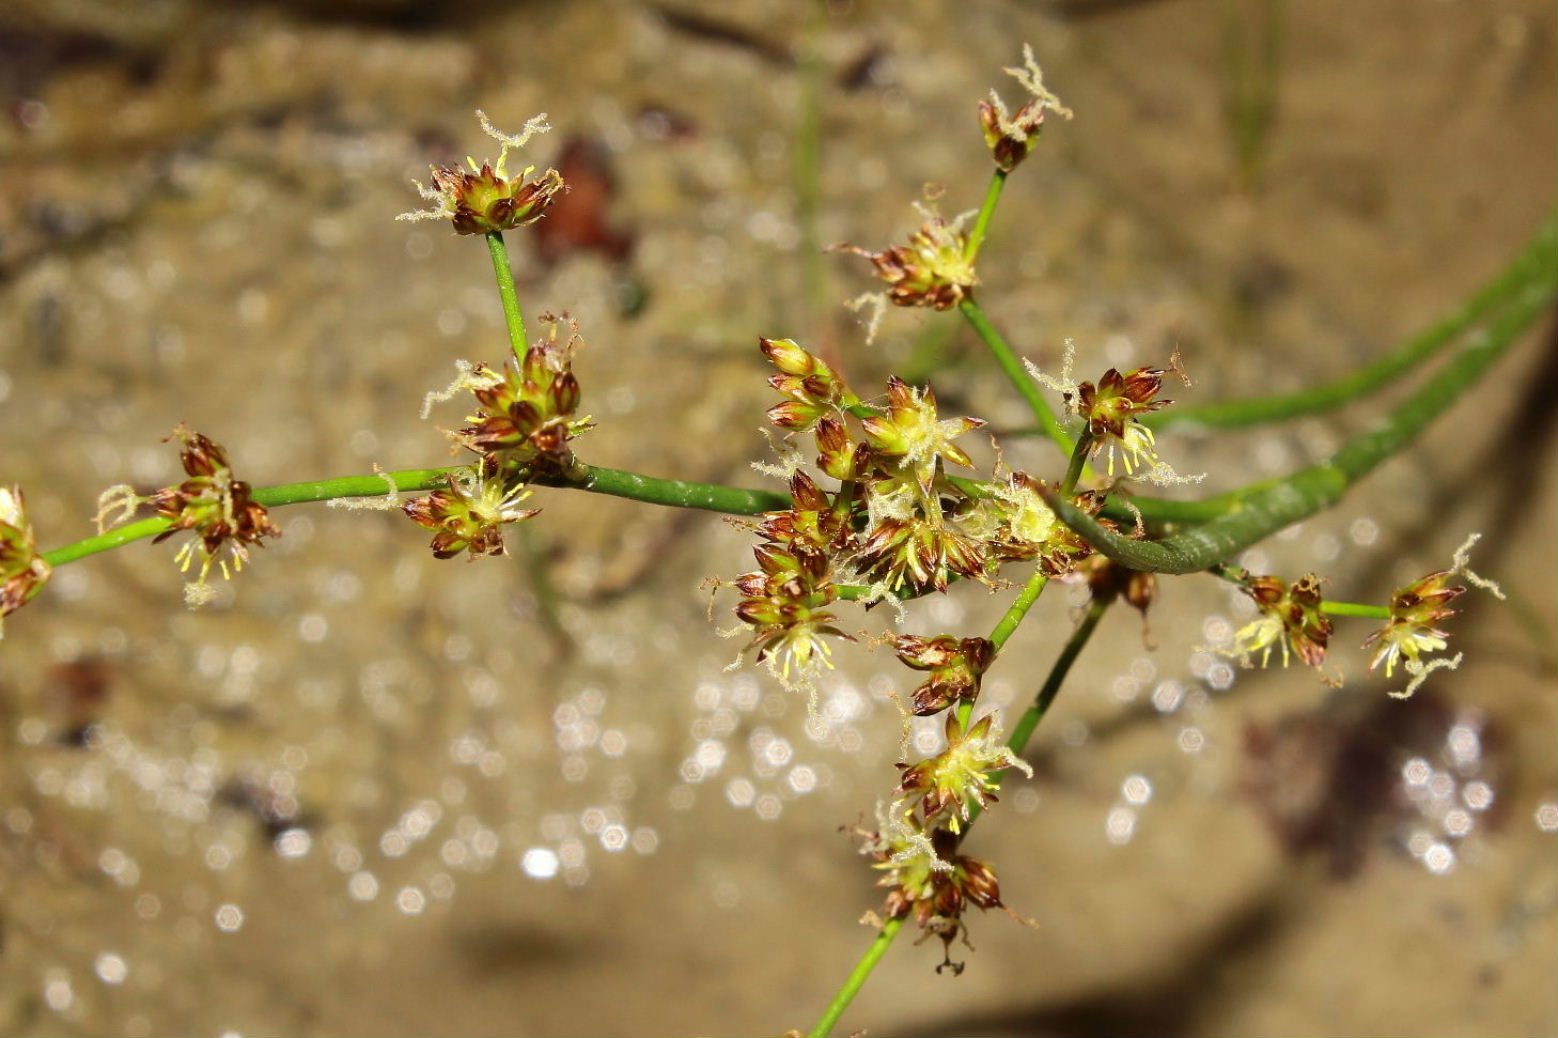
{"left": 41, "top": 464, "right": 790, "bottom": 570}
{"left": 999, "top": 594, "right": 1110, "bottom": 784}
{"left": 815, "top": 430, "right": 1096, "bottom": 1033}
{"left": 1147, "top": 217, "right": 1557, "bottom": 429}
{"left": 486, "top": 231, "right": 528, "bottom": 361}
{"left": 1044, "top": 273, "right": 1555, "bottom": 572}
{"left": 812, "top": 586, "right": 1113, "bottom": 1037}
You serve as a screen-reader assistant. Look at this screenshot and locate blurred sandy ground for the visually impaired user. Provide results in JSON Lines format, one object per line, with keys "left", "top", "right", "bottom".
{"left": 0, "top": 0, "right": 1552, "bottom": 1034}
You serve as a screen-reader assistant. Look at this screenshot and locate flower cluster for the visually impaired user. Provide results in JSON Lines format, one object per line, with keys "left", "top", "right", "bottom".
{"left": 402, "top": 469, "right": 539, "bottom": 560}
{"left": 856, "top": 801, "right": 1005, "bottom": 973}
{"left": 1365, "top": 532, "right": 1502, "bottom": 699}
{"left": 414, "top": 316, "right": 594, "bottom": 560}
{"left": 897, "top": 711, "right": 1031, "bottom": 832}
{"left": 97, "top": 426, "right": 280, "bottom": 607}
{"left": 978, "top": 43, "right": 1073, "bottom": 172}
{"left": 839, "top": 203, "right": 979, "bottom": 342}
{"left": 398, "top": 111, "right": 565, "bottom": 235}
{"left": 0, "top": 486, "right": 50, "bottom": 635}
{"left": 1221, "top": 571, "right": 1333, "bottom": 671}
{"left": 424, "top": 315, "right": 595, "bottom": 482}
{"left": 857, "top": 710, "right": 1030, "bottom": 969}
{"left": 1028, "top": 343, "right": 1198, "bottom": 484}
{"left": 725, "top": 338, "right": 1116, "bottom": 696}
{"left": 841, "top": 203, "right": 979, "bottom": 313}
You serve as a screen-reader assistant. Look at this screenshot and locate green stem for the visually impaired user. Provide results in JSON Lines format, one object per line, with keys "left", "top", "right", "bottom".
{"left": 1000, "top": 595, "right": 1109, "bottom": 779}
{"left": 1147, "top": 217, "right": 1557, "bottom": 429}
{"left": 1060, "top": 432, "right": 1093, "bottom": 495}
{"left": 538, "top": 465, "right": 788, "bottom": 514}
{"left": 959, "top": 298, "right": 1074, "bottom": 455}
{"left": 812, "top": 586, "right": 1112, "bottom": 1037}
{"left": 964, "top": 169, "right": 1007, "bottom": 263}
{"left": 41, "top": 464, "right": 790, "bottom": 570}
{"left": 990, "top": 572, "right": 1051, "bottom": 653}
{"left": 1043, "top": 272, "right": 1555, "bottom": 572}
{"left": 486, "top": 231, "right": 528, "bottom": 361}
{"left": 808, "top": 918, "right": 905, "bottom": 1038}
{"left": 1319, "top": 600, "right": 1390, "bottom": 619}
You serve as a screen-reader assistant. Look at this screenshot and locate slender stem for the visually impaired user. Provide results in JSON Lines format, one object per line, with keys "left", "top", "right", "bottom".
{"left": 43, "top": 517, "right": 177, "bottom": 568}
{"left": 539, "top": 465, "right": 788, "bottom": 514}
{"left": 486, "top": 231, "right": 528, "bottom": 361}
{"left": 808, "top": 918, "right": 904, "bottom": 1038}
{"left": 1146, "top": 217, "right": 1557, "bottom": 429}
{"left": 1044, "top": 270, "right": 1555, "bottom": 573}
{"left": 1320, "top": 600, "right": 1390, "bottom": 619}
{"left": 989, "top": 572, "right": 1052, "bottom": 653}
{"left": 1000, "top": 595, "right": 1110, "bottom": 782}
{"left": 41, "top": 463, "right": 790, "bottom": 570}
{"left": 1060, "top": 432, "right": 1093, "bottom": 495}
{"left": 964, "top": 169, "right": 1008, "bottom": 263}
{"left": 959, "top": 298, "right": 1074, "bottom": 455}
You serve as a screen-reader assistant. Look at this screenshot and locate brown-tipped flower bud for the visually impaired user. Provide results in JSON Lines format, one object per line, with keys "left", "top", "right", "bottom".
{"left": 894, "top": 634, "right": 995, "bottom": 715}
{"left": 812, "top": 417, "right": 860, "bottom": 481}
{"left": 0, "top": 486, "right": 51, "bottom": 634}
{"left": 760, "top": 338, "right": 855, "bottom": 431}
{"left": 979, "top": 44, "right": 1071, "bottom": 173}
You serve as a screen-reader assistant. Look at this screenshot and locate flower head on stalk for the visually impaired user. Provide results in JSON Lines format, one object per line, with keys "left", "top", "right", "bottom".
{"left": 1221, "top": 572, "right": 1333, "bottom": 672}
{"left": 1027, "top": 342, "right": 1200, "bottom": 484}
{"left": 402, "top": 468, "right": 540, "bottom": 560}
{"left": 423, "top": 314, "right": 594, "bottom": 478}
{"left": 398, "top": 111, "right": 565, "bottom": 235}
{"left": 0, "top": 486, "right": 51, "bottom": 635}
{"left": 98, "top": 426, "right": 279, "bottom": 608}
{"left": 855, "top": 802, "right": 1006, "bottom": 974}
{"left": 839, "top": 202, "right": 978, "bottom": 342}
{"left": 897, "top": 711, "right": 1031, "bottom": 831}
{"left": 978, "top": 43, "right": 1073, "bottom": 172}
{"left": 1365, "top": 532, "right": 1503, "bottom": 699}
